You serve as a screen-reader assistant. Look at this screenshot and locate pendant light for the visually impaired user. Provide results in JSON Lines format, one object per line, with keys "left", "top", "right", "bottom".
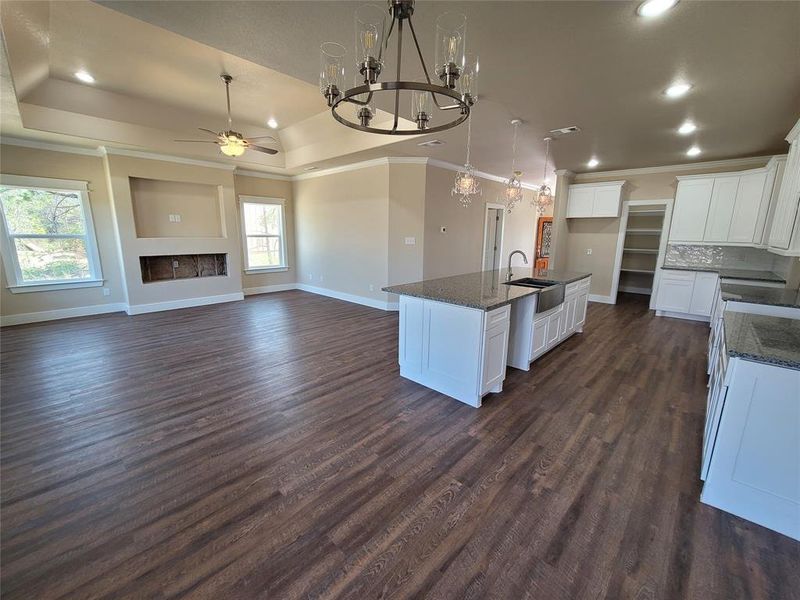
{"left": 451, "top": 114, "right": 481, "bottom": 207}
{"left": 501, "top": 119, "right": 523, "bottom": 213}
{"left": 533, "top": 136, "right": 554, "bottom": 216}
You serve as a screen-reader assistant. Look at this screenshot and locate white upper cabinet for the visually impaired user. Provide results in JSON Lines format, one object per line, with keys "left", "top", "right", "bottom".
{"left": 703, "top": 177, "right": 739, "bottom": 242}
{"left": 670, "top": 178, "right": 714, "bottom": 242}
{"left": 768, "top": 120, "right": 800, "bottom": 255}
{"left": 566, "top": 181, "right": 625, "bottom": 218}
{"left": 729, "top": 171, "right": 768, "bottom": 243}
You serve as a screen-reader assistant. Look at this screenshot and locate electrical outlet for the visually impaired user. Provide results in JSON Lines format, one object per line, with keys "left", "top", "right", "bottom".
{"left": 369, "top": 284, "right": 374, "bottom": 291}
{"left": 308, "top": 273, "right": 313, "bottom": 281}
{"left": 319, "top": 275, "right": 324, "bottom": 282}
{"left": 102, "top": 287, "right": 110, "bottom": 296}
{"left": 586, "top": 248, "right": 593, "bottom": 255}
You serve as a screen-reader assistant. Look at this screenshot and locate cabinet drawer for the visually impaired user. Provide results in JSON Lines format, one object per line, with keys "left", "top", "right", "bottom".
{"left": 661, "top": 269, "right": 696, "bottom": 283}
{"left": 565, "top": 281, "right": 581, "bottom": 296}
{"left": 484, "top": 304, "right": 510, "bottom": 331}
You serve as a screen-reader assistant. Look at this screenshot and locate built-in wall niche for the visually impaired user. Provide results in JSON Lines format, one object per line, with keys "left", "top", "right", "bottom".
{"left": 130, "top": 177, "right": 224, "bottom": 238}
{"left": 140, "top": 254, "right": 227, "bottom": 283}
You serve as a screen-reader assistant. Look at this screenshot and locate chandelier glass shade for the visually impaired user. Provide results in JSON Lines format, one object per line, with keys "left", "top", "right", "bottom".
{"left": 501, "top": 120, "right": 524, "bottom": 213}
{"left": 320, "top": 1, "right": 478, "bottom": 135}
{"left": 451, "top": 114, "right": 481, "bottom": 206}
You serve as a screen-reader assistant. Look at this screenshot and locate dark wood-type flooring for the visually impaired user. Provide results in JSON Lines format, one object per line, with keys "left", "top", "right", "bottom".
{"left": 1, "top": 291, "right": 798, "bottom": 599}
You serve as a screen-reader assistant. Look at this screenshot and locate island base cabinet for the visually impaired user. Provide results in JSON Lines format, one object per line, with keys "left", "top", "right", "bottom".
{"left": 701, "top": 358, "right": 800, "bottom": 541}
{"left": 398, "top": 296, "right": 509, "bottom": 408}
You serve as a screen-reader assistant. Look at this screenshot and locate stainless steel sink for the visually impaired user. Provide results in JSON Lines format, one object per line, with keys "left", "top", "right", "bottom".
{"left": 504, "top": 278, "right": 565, "bottom": 313}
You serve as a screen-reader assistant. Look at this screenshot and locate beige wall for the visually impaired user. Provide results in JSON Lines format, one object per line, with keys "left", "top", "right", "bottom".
{"left": 0, "top": 144, "right": 126, "bottom": 316}
{"left": 294, "top": 164, "right": 390, "bottom": 302}
{"left": 562, "top": 158, "right": 772, "bottom": 297}
{"left": 388, "top": 163, "right": 426, "bottom": 286}
{"left": 130, "top": 177, "right": 222, "bottom": 238}
{"left": 103, "top": 153, "right": 243, "bottom": 309}
{"left": 233, "top": 174, "right": 295, "bottom": 290}
{"left": 423, "top": 165, "right": 539, "bottom": 280}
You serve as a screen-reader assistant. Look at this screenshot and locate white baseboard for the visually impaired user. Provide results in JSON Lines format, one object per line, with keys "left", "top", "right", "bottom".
{"left": 655, "top": 309, "right": 711, "bottom": 323}
{"left": 588, "top": 294, "right": 615, "bottom": 304}
{"left": 243, "top": 283, "right": 298, "bottom": 296}
{"left": 1, "top": 302, "right": 127, "bottom": 326}
{"left": 295, "top": 283, "right": 398, "bottom": 311}
{"left": 126, "top": 292, "right": 244, "bottom": 315}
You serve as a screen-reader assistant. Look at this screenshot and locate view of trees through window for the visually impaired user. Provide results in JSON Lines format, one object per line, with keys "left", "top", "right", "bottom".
{"left": 243, "top": 202, "right": 284, "bottom": 268}
{"left": 0, "top": 187, "right": 91, "bottom": 282}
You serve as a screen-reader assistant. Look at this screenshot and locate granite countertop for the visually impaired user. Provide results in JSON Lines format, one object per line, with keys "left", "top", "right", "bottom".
{"left": 661, "top": 263, "right": 786, "bottom": 283}
{"left": 383, "top": 268, "right": 591, "bottom": 311}
{"left": 723, "top": 311, "right": 800, "bottom": 370}
{"left": 721, "top": 283, "right": 800, "bottom": 309}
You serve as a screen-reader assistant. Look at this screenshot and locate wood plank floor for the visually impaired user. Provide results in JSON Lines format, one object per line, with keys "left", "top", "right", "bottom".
{"left": 1, "top": 291, "right": 798, "bottom": 599}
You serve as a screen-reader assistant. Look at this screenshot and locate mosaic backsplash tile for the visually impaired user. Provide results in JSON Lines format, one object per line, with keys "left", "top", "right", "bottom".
{"left": 664, "top": 244, "right": 792, "bottom": 274}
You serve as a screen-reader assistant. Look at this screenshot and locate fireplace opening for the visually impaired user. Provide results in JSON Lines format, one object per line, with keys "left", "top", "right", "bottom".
{"left": 140, "top": 254, "right": 227, "bottom": 283}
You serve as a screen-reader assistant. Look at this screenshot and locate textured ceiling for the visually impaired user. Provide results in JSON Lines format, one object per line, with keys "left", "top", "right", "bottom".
{"left": 2, "top": 1, "right": 799, "bottom": 179}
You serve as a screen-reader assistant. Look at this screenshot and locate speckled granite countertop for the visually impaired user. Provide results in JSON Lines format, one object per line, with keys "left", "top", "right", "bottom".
{"left": 721, "top": 284, "right": 800, "bottom": 309}
{"left": 383, "top": 268, "right": 591, "bottom": 311}
{"left": 723, "top": 311, "right": 800, "bottom": 370}
{"left": 661, "top": 264, "right": 786, "bottom": 283}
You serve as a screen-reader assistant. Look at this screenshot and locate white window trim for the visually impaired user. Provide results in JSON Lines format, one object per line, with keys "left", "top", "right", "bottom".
{"left": 0, "top": 174, "right": 104, "bottom": 293}
{"left": 239, "top": 195, "right": 289, "bottom": 273}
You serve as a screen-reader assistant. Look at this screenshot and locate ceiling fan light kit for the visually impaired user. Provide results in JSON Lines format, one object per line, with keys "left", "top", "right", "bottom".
{"left": 174, "top": 75, "right": 279, "bottom": 157}
{"left": 320, "top": 0, "right": 479, "bottom": 135}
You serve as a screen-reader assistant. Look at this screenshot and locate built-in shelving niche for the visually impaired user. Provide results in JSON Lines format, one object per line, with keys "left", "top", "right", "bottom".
{"left": 140, "top": 254, "right": 227, "bottom": 284}
{"left": 619, "top": 209, "right": 665, "bottom": 296}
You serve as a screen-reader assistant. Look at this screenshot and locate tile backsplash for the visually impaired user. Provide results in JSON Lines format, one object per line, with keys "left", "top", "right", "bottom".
{"left": 665, "top": 244, "right": 793, "bottom": 275}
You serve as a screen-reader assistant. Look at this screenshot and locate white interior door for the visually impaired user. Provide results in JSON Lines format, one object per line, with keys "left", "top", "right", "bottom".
{"left": 482, "top": 205, "right": 505, "bottom": 271}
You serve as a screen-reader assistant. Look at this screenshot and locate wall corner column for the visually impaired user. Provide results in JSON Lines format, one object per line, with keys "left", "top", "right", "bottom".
{"left": 550, "top": 169, "right": 574, "bottom": 270}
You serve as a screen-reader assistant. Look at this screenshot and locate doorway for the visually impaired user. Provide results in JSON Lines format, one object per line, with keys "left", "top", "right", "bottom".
{"left": 482, "top": 203, "right": 505, "bottom": 271}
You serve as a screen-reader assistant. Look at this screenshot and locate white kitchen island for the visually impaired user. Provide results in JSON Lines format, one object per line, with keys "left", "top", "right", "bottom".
{"left": 384, "top": 268, "right": 591, "bottom": 408}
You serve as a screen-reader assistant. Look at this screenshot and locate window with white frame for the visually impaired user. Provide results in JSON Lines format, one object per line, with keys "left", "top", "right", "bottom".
{"left": 0, "top": 175, "right": 103, "bottom": 292}
{"left": 239, "top": 196, "right": 288, "bottom": 271}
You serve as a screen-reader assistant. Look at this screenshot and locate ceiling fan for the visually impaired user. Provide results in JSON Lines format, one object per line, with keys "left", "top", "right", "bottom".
{"left": 174, "top": 75, "right": 278, "bottom": 157}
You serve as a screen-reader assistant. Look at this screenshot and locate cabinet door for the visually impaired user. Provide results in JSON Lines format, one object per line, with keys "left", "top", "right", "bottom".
{"left": 530, "top": 314, "right": 548, "bottom": 360}
{"left": 574, "top": 291, "right": 589, "bottom": 331}
{"left": 728, "top": 172, "right": 767, "bottom": 243}
{"left": 561, "top": 296, "right": 576, "bottom": 338}
{"left": 567, "top": 187, "right": 594, "bottom": 218}
{"left": 689, "top": 272, "right": 719, "bottom": 316}
{"left": 703, "top": 177, "right": 739, "bottom": 242}
{"left": 593, "top": 187, "right": 621, "bottom": 217}
{"left": 546, "top": 310, "right": 563, "bottom": 349}
{"left": 769, "top": 140, "right": 800, "bottom": 249}
{"left": 481, "top": 322, "right": 510, "bottom": 394}
{"left": 670, "top": 179, "right": 714, "bottom": 242}
{"left": 656, "top": 274, "right": 695, "bottom": 313}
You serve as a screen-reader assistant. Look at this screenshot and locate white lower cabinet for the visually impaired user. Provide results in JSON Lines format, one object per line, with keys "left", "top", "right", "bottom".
{"left": 655, "top": 270, "right": 719, "bottom": 320}
{"left": 508, "top": 276, "right": 591, "bottom": 369}
{"left": 398, "top": 296, "right": 510, "bottom": 408}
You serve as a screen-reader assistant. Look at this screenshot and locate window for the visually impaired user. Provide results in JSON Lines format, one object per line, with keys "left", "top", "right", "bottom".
{"left": 0, "top": 175, "right": 103, "bottom": 293}
{"left": 239, "top": 196, "right": 288, "bottom": 272}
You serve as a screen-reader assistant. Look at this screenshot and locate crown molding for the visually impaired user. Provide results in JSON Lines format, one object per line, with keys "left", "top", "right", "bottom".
{"left": 427, "top": 158, "right": 540, "bottom": 190}
{"left": 235, "top": 168, "right": 293, "bottom": 181}
{"left": 0, "top": 136, "right": 103, "bottom": 156}
{"left": 573, "top": 155, "right": 779, "bottom": 180}
{"left": 99, "top": 146, "right": 237, "bottom": 171}
{"left": 292, "top": 157, "right": 394, "bottom": 181}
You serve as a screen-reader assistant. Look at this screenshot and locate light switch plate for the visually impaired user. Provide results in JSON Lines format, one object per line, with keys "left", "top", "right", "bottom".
{"left": 404, "top": 237, "right": 416, "bottom": 245}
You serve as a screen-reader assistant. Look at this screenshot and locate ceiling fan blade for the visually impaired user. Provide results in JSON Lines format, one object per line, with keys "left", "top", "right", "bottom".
{"left": 174, "top": 139, "right": 221, "bottom": 143}
{"left": 198, "top": 128, "right": 221, "bottom": 137}
{"left": 244, "top": 135, "right": 278, "bottom": 142}
{"left": 249, "top": 145, "right": 279, "bottom": 155}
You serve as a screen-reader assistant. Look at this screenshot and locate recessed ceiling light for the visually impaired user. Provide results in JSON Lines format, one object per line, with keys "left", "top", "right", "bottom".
{"left": 267, "top": 118, "right": 279, "bottom": 129}
{"left": 637, "top": 0, "right": 679, "bottom": 18}
{"left": 75, "top": 70, "right": 95, "bottom": 84}
{"left": 678, "top": 121, "right": 697, "bottom": 135}
{"left": 587, "top": 158, "right": 600, "bottom": 168}
{"left": 687, "top": 146, "right": 701, "bottom": 157}
{"left": 664, "top": 82, "right": 692, "bottom": 98}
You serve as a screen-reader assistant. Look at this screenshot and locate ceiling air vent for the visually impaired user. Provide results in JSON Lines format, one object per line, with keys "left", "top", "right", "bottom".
{"left": 417, "top": 139, "right": 445, "bottom": 147}
{"left": 549, "top": 126, "right": 581, "bottom": 136}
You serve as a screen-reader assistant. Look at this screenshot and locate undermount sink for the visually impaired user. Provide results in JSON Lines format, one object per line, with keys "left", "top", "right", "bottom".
{"left": 502, "top": 277, "right": 556, "bottom": 288}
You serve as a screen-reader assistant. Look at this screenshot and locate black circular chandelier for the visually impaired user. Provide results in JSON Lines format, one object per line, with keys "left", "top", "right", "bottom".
{"left": 320, "top": 0, "right": 478, "bottom": 135}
